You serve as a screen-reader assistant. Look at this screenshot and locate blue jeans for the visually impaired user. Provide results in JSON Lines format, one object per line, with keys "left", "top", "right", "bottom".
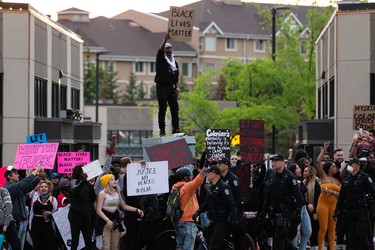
{"left": 292, "top": 205, "right": 312, "bottom": 250}
{"left": 174, "top": 221, "right": 198, "bottom": 250}
{"left": 8, "top": 220, "right": 26, "bottom": 250}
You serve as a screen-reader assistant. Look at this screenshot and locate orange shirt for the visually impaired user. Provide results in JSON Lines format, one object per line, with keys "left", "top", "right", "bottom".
{"left": 172, "top": 174, "right": 205, "bottom": 222}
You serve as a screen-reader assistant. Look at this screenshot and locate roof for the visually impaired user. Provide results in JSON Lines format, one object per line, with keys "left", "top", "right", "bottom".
{"left": 58, "top": 8, "right": 90, "bottom": 14}
{"left": 158, "top": 0, "right": 326, "bottom": 36}
{"left": 58, "top": 17, "right": 195, "bottom": 58}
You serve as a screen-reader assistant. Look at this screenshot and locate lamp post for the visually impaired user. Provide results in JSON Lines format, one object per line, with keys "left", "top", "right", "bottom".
{"left": 95, "top": 50, "right": 109, "bottom": 123}
{"left": 271, "top": 6, "right": 289, "bottom": 153}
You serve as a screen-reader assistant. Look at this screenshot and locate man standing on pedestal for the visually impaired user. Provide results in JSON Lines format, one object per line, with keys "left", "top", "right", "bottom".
{"left": 154, "top": 33, "right": 180, "bottom": 137}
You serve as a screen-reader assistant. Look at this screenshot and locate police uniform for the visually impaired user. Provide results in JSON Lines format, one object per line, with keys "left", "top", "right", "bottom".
{"left": 200, "top": 178, "right": 238, "bottom": 250}
{"left": 335, "top": 170, "right": 375, "bottom": 250}
{"left": 262, "top": 164, "right": 303, "bottom": 250}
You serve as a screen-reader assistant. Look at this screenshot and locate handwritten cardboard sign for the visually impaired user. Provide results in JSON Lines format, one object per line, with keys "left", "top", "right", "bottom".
{"left": 239, "top": 120, "right": 264, "bottom": 164}
{"left": 82, "top": 160, "right": 103, "bottom": 180}
{"left": 52, "top": 205, "right": 85, "bottom": 250}
{"left": 14, "top": 143, "right": 59, "bottom": 170}
{"left": 206, "top": 129, "right": 230, "bottom": 160}
{"left": 352, "top": 105, "right": 375, "bottom": 130}
{"left": 126, "top": 161, "right": 169, "bottom": 196}
{"left": 168, "top": 6, "right": 195, "bottom": 42}
{"left": 144, "top": 138, "right": 193, "bottom": 169}
{"left": 26, "top": 133, "right": 47, "bottom": 144}
{"left": 58, "top": 152, "right": 91, "bottom": 174}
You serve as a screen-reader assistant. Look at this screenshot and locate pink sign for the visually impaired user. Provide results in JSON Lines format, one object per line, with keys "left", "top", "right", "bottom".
{"left": 0, "top": 168, "right": 7, "bottom": 187}
{"left": 58, "top": 152, "right": 91, "bottom": 174}
{"left": 14, "top": 143, "right": 59, "bottom": 170}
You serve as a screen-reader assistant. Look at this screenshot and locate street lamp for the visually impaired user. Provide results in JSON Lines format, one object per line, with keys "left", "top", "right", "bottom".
{"left": 271, "top": 6, "right": 289, "bottom": 153}
{"left": 95, "top": 50, "right": 109, "bottom": 123}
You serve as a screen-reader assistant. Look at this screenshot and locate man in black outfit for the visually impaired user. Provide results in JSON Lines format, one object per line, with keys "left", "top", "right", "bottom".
{"left": 154, "top": 33, "right": 180, "bottom": 136}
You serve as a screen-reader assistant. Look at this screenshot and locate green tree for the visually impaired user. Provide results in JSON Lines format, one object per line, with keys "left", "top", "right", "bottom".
{"left": 122, "top": 72, "right": 137, "bottom": 104}
{"left": 179, "top": 73, "right": 188, "bottom": 92}
{"left": 104, "top": 60, "right": 120, "bottom": 104}
{"left": 83, "top": 52, "right": 96, "bottom": 104}
{"left": 137, "top": 81, "right": 146, "bottom": 100}
{"left": 150, "top": 85, "right": 157, "bottom": 100}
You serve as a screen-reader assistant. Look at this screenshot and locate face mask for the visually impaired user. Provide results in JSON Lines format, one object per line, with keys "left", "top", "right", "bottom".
{"left": 231, "top": 163, "right": 236, "bottom": 167}
{"left": 347, "top": 165, "right": 353, "bottom": 173}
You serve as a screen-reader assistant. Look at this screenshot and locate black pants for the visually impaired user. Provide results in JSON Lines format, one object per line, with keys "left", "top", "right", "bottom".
{"left": 209, "top": 221, "right": 229, "bottom": 250}
{"left": 156, "top": 85, "right": 179, "bottom": 132}
{"left": 1, "top": 221, "right": 21, "bottom": 250}
{"left": 31, "top": 216, "right": 57, "bottom": 250}
{"left": 68, "top": 209, "right": 92, "bottom": 250}
{"left": 272, "top": 212, "right": 298, "bottom": 250}
{"left": 345, "top": 210, "right": 373, "bottom": 250}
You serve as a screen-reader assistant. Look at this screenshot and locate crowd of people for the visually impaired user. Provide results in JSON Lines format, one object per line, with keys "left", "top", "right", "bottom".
{"left": 1, "top": 130, "right": 375, "bottom": 250}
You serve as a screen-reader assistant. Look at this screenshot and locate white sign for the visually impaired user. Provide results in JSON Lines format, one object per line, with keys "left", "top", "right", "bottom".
{"left": 126, "top": 161, "right": 169, "bottom": 196}
{"left": 52, "top": 205, "right": 85, "bottom": 250}
{"left": 82, "top": 160, "right": 103, "bottom": 180}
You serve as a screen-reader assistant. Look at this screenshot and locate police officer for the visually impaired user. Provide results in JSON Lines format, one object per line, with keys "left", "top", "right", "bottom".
{"left": 334, "top": 157, "right": 375, "bottom": 250}
{"left": 260, "top": 153, "right": 303, "bottom": 250}
{"left": 193, "top": 165, "right": 238, "bottom": 250}
{"left": 217, "top": 157, "right": 246, "bottom": 250}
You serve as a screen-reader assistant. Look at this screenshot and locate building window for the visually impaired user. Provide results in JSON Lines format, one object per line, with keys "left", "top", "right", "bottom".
{"left": 71, "top": 88, "right": 80, "bottom": 110}
{"left": 322, "top": 82, "right": 328, "bottom": 119}
{"left": 206, "top": 63, "right": 216, "bottom": 70}
{"left": 318, "top": 88, "right": 321, "bottom": 119}
{"left": 254, "top": 40, "right": 265, "bottom": 52}
{"left": 52, "top": 82, "right": 59, "bottom": 118}
{"left": 108, "top": 130, "right": 152, "bottom": 146}
{"left": 135, "top": 62, "right": 144, "bottom": 73}
{"left": 300, "top": 41, "right": 308, "bottom": 55}
{"left": 149, "top": 62, "right": 156, "bottom": 74}
{"left": 329, "top": 77, "right": 334, "bottom": 117}
{"left": 199, "top": 37, "right": 203, "bottom": 50}
{"left": 34, "top": 77, "right": 47, "bottom": 117}
{"left": 60, "top": 85, "right": 67, "bottom": 111}
{"left": 182, "top": 63, "right": 191, "bottom": 77}
{"left": 226, "top": 38, "right": 236, "bottom": 50}
{"left": 370, "top": 74, "right": 375, "bottom": 105}
{"left": 205, "top": 36, "right": 216, "bottom": 51}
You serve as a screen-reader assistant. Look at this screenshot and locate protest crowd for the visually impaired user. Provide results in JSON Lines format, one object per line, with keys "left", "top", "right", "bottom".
{"left": 1, "top": 129, "right": 375, "bottom": 250}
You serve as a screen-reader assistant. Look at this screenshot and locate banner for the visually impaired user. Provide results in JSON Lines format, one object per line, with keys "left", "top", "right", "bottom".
{"left": 52, "top": 205, "right": 85, "bottom": 250}
{"left": 231, "top": 162, "right": 251, "bottom": 199}
{"left": 82, "top": 160, "right": 103, "bottom": 181}
{"left": 58, "top": 152, "right": 91, "bottom": 174}
{"left": 239, "top": 120, "right": 264, "bottom": 164}
{"left": 14, "top": 143, "right": 59, "bottom": 170}
{"left": 144, "top": 139, "right": 192, "bottom": 169}
{"left": 126, "top": 161, "right": 169, "bottom": 196}
{"left": 168, "top": 6, "right": 195, "bottom": 42}
{"left": 26, "top": 133, "right": 47, "bottom": 144}
{"left": 205, "top": 129, "right": 230, "bottom": 160}
{"left": 352, "top": 105, "right": 375, "bottom": 130}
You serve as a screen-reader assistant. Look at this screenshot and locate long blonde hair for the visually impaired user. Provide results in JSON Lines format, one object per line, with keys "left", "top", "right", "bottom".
{"left": 103, "top": 176, "right": 121, "bottom": 195}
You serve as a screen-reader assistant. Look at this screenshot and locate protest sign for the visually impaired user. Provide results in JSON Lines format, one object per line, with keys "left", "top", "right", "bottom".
{"left": 58, "top": 152, "right": 91, "bottom": 174}
{"left": 26, "top": 133, "right": 47, "bottom": 144}
{"left": 145, "top": 139, "right": 192, "bottom": 169}
{"left": 0, "top": 168, "right": 6, "bottom": 187}
{"left": 14, "top": 143, "right": 59, "bottom": 170}
{"left": 231, "top": 162, "right": 251, "bottom": 200}
{"left": 205, "top": 129, "right": 230, "bottom": 160}
{"left": 239, "top": 120, "right": 264, "bottom": 164}
{"left": 126, "top": 161, "right": 169, "bottom": 196}
{"left": 52, "top": 205, "right": 85, "bottom": 250}
{"left": 168, "top": 6, "right": 195, "bottom": 42}
{"left": 352, "top": 105, "right": 375, "bottom": 130}
{"left": 82, "top": 160, "right": 103, "bottom": 180}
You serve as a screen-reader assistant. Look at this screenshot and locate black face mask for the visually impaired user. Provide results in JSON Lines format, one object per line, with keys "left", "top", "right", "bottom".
{"left": 360, "top": 162, "right": 367, "bottom": 170}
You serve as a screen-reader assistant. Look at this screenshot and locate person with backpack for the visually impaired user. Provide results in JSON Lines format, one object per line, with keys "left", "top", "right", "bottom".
{"left": 169, "top": 164, "right": 207, "bottom": 250}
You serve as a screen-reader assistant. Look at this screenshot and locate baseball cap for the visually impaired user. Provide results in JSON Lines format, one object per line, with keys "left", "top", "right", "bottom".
{"left": 270, "top": 153, "right": 285, "bottom": 161}
{"left": 50, "top": 173, "right": 60, "bottom": 179}
{"left": 204, "top": 165, "right": 221, "bottom": 174}
{"left": 217, "top": 157, "right": 230, "bottom": 166}
{"left": 4, "top": 165, "right": 18, "bottom": 178}
{"left": 345, "top": 157, "right": 360, "bottom": 165}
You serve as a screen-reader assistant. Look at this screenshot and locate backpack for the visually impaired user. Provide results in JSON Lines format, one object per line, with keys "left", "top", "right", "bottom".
{"left": 165, "top": 185, "right": 184, "bottom": 222}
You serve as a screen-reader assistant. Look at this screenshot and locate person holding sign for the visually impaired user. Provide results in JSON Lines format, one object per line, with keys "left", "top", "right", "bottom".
{"left": 154, "top": 33, "right": 180, "bottom": 136}
{"left": 96, "top": 174, "right": 144, "bottom": 250}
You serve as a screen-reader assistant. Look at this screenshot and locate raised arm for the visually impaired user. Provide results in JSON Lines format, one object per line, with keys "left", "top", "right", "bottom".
{"left": 159, "top": 33, "right": 169, "bottom": 51}
{"left": 316, "top": 141, "right": 330, "bottom": 179}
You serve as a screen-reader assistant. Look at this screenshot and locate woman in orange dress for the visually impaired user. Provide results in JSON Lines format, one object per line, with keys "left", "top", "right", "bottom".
{"left": 316, "top": 141, "right": 341, "bottom": 250}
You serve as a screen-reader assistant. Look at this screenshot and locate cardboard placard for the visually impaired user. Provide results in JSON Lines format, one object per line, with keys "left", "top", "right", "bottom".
{"left": 144, "top": 138, "right": 192, "bottom": 169}
{"left": 239, "top": 120, "right": 264, "bottom": 164}
{"left": 126, "top": 161, "right": 169, "bottom": 196}
{"left": 352, "top": 105, "right": 375, "bottom": 130}
{"left": 26, "top": 133, "right": 47, "bottom": 144}
{"left": 52, "top": 205, "right": 85, "bottom": 250}
{"left": 168, "top": 6, "right": 195, "bottom": 42}
{"left": 58, "top": 152, "right": 91, "bottom": 174}
{"left": 82, "top": 160, "right": 103, "bottom": 180}
{"left": 14, "top": 143, "right": 59, "bottom": 170}
{"left": 205, "top": 129, "right": 230, "bottom": 160}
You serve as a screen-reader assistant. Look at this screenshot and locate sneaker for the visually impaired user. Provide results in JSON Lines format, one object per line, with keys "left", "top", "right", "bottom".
{"left": 172, "top": 128, "right": 181, "bottom": 134}
{"left": 160, "top": 130, "right": 166, "bottom": 137}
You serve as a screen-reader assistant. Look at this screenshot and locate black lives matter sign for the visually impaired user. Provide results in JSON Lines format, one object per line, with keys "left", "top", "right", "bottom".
{"left": 168, "top": 6, "right": 195, "bottom": 42}
{"left": 205, "top": 129, "right": 230, "bottom": 160}
{"left": 239, "top": 120, "right": 264, "bottom": 164}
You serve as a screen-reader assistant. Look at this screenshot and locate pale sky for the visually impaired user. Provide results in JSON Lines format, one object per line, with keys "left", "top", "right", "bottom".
{"left": 5, "top": 0, "right": 336, "bottom": 20}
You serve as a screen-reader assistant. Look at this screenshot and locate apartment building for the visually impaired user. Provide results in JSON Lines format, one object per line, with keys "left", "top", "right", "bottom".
{"left": 0, "top": 2, "right": 100, "bottom": 166}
